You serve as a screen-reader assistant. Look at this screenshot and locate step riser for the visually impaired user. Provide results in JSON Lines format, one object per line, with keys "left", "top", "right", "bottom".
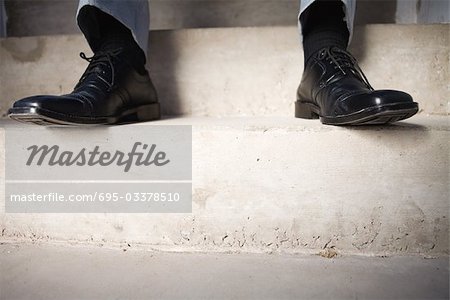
{"left": 1, "top": 119, "right": 448, "bottom": 255}
{"left": 0, "top": 25, "right": 448, "bottom": 118}
{"left": 6, "top": 0, "right": 450, "bottom": 37}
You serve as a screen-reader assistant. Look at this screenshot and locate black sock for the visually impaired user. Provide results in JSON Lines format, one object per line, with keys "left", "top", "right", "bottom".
{"left": 301, "top": 0, "right": 349, "bottom": 66}
{"left": 77, "top": 6, "right": 147, "bottom": 74}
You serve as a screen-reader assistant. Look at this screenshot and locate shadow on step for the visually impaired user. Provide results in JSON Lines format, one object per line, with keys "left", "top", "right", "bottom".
{"left": 147, "top": 30, "right": 186, "bottom": 117}
{"left": 345, "top": 122, "right": 428, "bottom": 131}
{"left": 342, "top": 121, "right": 432, "bottom": 153}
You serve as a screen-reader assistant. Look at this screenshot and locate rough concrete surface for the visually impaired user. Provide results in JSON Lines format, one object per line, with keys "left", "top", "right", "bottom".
{"left": 0, "top": 116, "right": 448, "bottom": 256}
{"left": 0, "top": 25, "right": 448, "bottom": 118}
{"left": 0, "top": 242, "right": 448, "bottom": 300}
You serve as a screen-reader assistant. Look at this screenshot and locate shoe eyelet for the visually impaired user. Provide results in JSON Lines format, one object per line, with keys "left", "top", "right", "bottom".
{"left": 318, "top": 49, "right": 327, "bottom": 60}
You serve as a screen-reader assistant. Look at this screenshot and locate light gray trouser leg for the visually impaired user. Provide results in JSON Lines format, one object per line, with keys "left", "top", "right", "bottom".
{"left": 299, "top": 0, "right": 356, "bottom": 45}
{"left": 77, "top": 0, "right": 149, "bottom": 55}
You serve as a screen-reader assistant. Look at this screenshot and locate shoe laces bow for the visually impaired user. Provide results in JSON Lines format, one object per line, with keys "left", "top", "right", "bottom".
{"left": 75, "top": 48, "right": 123, "bottom": 91}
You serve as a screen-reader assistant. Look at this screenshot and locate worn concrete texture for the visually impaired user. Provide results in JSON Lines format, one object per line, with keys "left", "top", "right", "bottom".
{"left": 0, "top": 25, "right": 448, "bottom": 117}
{"left": 0, "top": 242, "right": 448, "bottom": 300}
{"left": 0, "top": 116, "right": 448, "bottom": 256}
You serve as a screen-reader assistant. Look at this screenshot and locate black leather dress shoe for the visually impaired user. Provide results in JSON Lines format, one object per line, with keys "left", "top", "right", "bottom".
{"left": 296, "top": 47, "right": 419, "bottom": 125}
{"left": 8, "top": 48, "right": 160, "bottom": 125}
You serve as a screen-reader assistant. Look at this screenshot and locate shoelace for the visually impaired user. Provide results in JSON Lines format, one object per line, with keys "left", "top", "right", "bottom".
{"left": 320, "top": 47, "right": 374, "bottom": 91}
{"left": 75, "top": 48, "right": 123, "bottom": 91}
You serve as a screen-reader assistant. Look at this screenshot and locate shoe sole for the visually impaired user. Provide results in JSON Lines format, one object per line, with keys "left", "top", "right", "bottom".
{"left": 295, "top": 101, "right": 419, "bottom": 126}
{"left": 7, "top": 103, "right": 160, "bottom": 126}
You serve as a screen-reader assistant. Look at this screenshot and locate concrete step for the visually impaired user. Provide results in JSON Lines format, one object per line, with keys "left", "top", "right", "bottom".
{"left": 1, "top": 242, "right": 448, "bottom": 300}
{"left": 0, "top": 25, "right": 448, "bottom": 118}
{"left": 0, "top": 115, "right": 448, "bottom": 256}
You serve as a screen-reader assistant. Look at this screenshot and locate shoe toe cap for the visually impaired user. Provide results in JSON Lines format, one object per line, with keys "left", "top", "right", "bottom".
{"left": 370, "top": 89, "right": 414, "bottom": 104}
{"left": 335, "top": 90, "right": 416, "bottom": 115}
{"left": 12, "top": 95, "right": 89, "bottom": 115}
{"left": 12, "top": 95, "right": 48, "bottom": 108}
